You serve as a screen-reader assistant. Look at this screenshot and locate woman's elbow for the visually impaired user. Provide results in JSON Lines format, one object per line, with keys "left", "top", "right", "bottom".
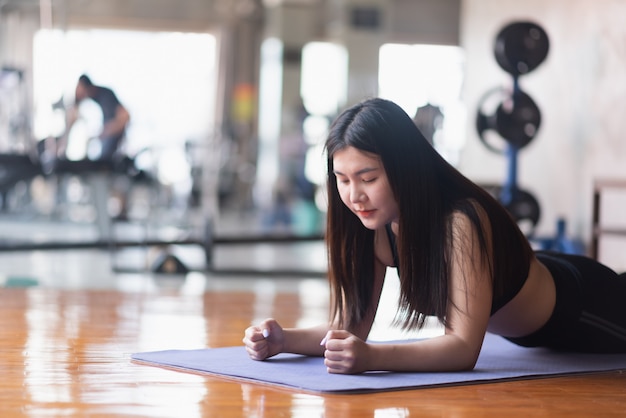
{"left": 447, "top": 354, "right": 478, "bottom": 372}
{"left": 452, "top": 344, "right": 481, "bottom": 371}
{"left": 460, "top": 356, "right": 478, "bottom": 371}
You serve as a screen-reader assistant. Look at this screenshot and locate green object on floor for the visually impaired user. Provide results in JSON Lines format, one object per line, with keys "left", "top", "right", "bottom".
{"left": 4, "top": 277, "right": 39, "bottom": 287}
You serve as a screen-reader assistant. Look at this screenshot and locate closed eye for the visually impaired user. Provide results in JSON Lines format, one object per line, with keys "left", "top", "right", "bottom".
{"left": 335, "top": 175, "right": 349, "bottom": 185}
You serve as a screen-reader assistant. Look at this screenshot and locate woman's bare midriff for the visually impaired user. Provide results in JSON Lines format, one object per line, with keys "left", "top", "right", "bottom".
{"left": 487, "top": 256, "right": 557, "bottom": 338}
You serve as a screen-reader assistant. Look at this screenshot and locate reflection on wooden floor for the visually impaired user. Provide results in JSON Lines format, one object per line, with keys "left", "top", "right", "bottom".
{"left": 1, "top": 285, "right": 625, "bottom": 417}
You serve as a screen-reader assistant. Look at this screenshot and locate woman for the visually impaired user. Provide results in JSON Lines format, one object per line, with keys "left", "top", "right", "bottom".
{"left": 243, "top": 98, "right": 626, "bottom": 374}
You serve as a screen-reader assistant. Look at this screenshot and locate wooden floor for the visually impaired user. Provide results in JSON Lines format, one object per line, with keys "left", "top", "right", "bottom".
{"left": 1, "top": 286, "right": 625, "bottom": 417}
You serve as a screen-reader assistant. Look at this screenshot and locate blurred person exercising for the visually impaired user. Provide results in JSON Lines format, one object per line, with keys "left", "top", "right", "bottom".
{"left": 59, "top": 74, "right": 132, "bottom": 219}
{"left": 62, "top": 74, "right": 130, "bottom": 163}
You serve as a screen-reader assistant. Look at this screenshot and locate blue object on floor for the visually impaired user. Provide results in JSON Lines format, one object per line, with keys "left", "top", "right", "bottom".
{"left": 535, "top": 218, "right": 586, "bottom": 255}
{"left": 4, "top": 276, "right": 39, "bottom": 287}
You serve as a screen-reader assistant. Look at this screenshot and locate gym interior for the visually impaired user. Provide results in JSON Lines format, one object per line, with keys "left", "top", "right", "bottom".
{"left": 0, "top": 1, "right": 625, "bottom": 416}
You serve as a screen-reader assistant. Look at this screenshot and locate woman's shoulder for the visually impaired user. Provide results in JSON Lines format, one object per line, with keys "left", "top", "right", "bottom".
{"left": 450, "top": 199, "right": 491, "bottom": 228}
{"left": 448, "top": 200, "right": 493, "bottom": 250}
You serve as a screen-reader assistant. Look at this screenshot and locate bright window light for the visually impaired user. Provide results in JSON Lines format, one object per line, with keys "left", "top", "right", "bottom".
{"left": 32, "top": 29, "right": 217, "bottom": 156}
{"left": 300, "top": 42, "right": 348, "bottom": 117}
{"left": 255, "top": 37, "right": 284, "bottom": 206}
{"left": 299, "top": 42, "right": 348, "bottom": 190}
{"left": 379, "top": 43, "right": 466, "bottom": 165}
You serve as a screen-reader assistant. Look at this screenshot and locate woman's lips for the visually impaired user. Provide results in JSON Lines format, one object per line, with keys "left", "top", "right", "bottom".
{"left": 356, "top": 209, "right": 376, "bottom": 218}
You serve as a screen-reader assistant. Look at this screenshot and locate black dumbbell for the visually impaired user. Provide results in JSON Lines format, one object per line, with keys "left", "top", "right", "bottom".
{"left": 494, "top": 21, "right": 550, "bottom": 76}
{"left": 476, "top": 87, "right": 541, "bottom": 152}
{"left": 501, "top": 186, "right": 541, "bottom": 236}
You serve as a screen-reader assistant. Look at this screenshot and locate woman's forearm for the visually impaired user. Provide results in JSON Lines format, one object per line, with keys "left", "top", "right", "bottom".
{"left": 367, "top": 333, "right": 482, "bottom": 372}
{"left": 282, "top": 325, "right": 329, "bottom": 356}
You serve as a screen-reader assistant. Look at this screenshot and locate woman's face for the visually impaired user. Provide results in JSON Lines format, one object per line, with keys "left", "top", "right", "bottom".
{"left": 332, "top": 146, "right": 399, "bottom": 230}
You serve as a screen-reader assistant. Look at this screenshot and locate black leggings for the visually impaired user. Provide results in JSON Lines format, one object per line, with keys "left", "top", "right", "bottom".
{"left": 505, "top": 251, "right": 626, "bottom": 353}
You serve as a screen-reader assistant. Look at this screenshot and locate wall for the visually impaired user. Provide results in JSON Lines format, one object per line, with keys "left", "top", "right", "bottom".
{"left": 390, "top": 0, "right": 460, "bottom": 45}
{"left": 55, "top": 0, "right": 219, "bottom": 31}
{"left": 459, "top": 0, "right": 626, "bottom": 269}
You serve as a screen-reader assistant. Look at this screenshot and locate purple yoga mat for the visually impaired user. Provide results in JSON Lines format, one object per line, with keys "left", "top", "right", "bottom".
{"left": 131, "top": 333, "right": 626, "bottom": 393}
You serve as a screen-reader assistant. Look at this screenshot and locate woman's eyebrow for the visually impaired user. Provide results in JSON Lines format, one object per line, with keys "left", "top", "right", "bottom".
{"left": 333, "top": 167, "right": 379, "bottom": 176}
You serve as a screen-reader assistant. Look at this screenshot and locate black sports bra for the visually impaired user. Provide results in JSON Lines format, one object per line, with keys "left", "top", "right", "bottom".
{"left": 384, "top": 224, "right": 529, "bottom": 315}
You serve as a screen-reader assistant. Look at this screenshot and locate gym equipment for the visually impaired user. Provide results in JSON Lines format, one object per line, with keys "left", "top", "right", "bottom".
{"left": 477, "top": 22, "right": 584, "bottom": 254}
{"left": 0, "top": 153, "right": 42, "bottom": 210}
{"left": 494, "top": 22, "right": 550, "bottom": 77}
{"left": 475, "top": 21, "right": 549, "bottom": 237}
{"left": 494, "top": 21, "right": 550, "bottom": 77}
{"left": 0, "top": 144, "right": 325, "bottom": 277}
{"left": 535, "top": 218, "right": 585, "bottom": 255}
{"left": 151, "top": 252, "right": 191, "bottom": 275}
{"left": 476, "top": 87, "right": 541, "bottom": 153}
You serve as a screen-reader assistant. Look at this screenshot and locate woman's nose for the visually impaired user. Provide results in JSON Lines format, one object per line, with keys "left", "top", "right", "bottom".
{"left": 350, "top": 186, "right": 365, "bottom": 203}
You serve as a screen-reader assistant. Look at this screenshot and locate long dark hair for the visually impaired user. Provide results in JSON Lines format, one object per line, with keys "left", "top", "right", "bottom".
{"left": 325, "top": 98, "right": 532, "bottom": 330}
